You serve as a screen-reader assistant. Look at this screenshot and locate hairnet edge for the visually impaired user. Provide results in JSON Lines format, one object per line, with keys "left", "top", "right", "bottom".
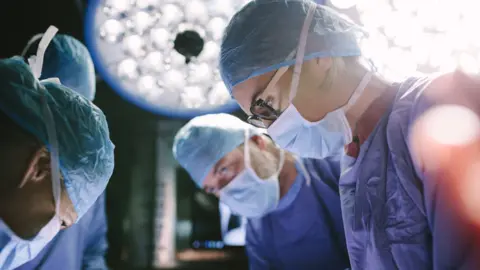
{"left": 227, "top": 50, "right": 362, "bottom": 93}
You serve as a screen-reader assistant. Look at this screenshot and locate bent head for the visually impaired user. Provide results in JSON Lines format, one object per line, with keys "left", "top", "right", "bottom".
{"left": 221, "top": 0, "right": 368, "bottom": 125}
{"left": 0, "top": 109, "right": 76, "bottom": 239}
{"left": 173, "top": 113, "right": 288, "bottom": 217}
{"left": 202, "top": 134, "right": 282, "bottom": 194}
{"left": 0, "top": 57, "right": 114, "bottom": 240}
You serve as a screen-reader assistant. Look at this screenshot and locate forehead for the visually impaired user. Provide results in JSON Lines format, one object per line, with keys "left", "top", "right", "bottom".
{"left": 217, "top": 144, "right": 244, "bottom": 163}
{"left": 231, "top": 71, "right": 276, "bottom": 113}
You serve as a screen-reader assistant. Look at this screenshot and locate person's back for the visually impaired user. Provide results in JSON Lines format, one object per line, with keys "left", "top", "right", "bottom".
{"left": 246, "top": 156, "right": 349, "bottom": 270}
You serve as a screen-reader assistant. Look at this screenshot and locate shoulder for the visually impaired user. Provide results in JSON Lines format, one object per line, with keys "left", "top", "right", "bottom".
{"left": 302, "top": 156, "right": 341, "bottom": 179}
{"left": 385, "top": 76, "right": 435, "bottom": 142}
{"left": 75, "top": 192, "right": 106, "bottom": 228}
{"left": 390, "top": 72, "right": 480, "bottom": 136}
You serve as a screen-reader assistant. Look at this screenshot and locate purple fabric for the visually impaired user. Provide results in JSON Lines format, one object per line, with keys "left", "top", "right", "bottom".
{"left": 246, "top": 157, "right": 350, "bottom": 270}
{"left": 340, "top": 74, "right": 480, "bottom": 269}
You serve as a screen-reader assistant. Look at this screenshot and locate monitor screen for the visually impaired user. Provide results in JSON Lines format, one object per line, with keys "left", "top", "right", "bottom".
{"left": 190, "top": 189, "right": 248, "bottom": 249}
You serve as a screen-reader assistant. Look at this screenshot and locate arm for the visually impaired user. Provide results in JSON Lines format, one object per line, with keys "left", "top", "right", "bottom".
{"left": 245, "top": 221, "right": 272, "bottom": 270}
{"left": 82, "top": 193, "right": 109, "bottom": 270}
{"left": 408, "top": 71, "right": 480, "bottom": 269}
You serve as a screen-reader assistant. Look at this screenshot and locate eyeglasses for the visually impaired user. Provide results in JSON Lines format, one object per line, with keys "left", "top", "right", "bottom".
{"left": 247, "top": 99, "right": 279, "bottom": 128}
{"left": 246, "top": 66, "right": 289, "bottom": 128}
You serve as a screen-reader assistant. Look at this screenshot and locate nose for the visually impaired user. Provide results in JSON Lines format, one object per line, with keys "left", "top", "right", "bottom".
{"left": 203, "top": 186, "right": 217, "bottom": 194}
{"left": 60, "top": 219, "right": 73, "bottom": 230}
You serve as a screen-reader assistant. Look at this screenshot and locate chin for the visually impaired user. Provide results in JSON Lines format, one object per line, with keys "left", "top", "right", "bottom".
{"left": 20, "top": 212, "right": 56, "bottom": 240}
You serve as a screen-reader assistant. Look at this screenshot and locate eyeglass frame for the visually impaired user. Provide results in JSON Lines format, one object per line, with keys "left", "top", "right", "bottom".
{"left": 246, "top": 66, "right": 290, "bottom": 128}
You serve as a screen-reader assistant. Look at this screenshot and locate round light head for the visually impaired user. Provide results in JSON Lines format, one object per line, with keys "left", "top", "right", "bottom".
{"left": 85, "top": 0, "right": 250, "bottom": 118}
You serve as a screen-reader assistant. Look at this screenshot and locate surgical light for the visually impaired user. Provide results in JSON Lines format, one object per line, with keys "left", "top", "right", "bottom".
{"left": 85, "top": 0, "right": 249, "bottom": 118}
{"left": 329, "top": 0, "right": 480, "bottom": 81}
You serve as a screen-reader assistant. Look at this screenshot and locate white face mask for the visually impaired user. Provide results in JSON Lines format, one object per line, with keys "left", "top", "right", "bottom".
{"left": 0, "top": 26, "right": 62, "bottom": 270}
{"left": 268, "top": 72, "right": 372, "bottom": 159}
{"left": 219, "top": 131, "right": 285, "bottom": 218}
{"left": 266, "top": 4, "right": 372, "bottom": 159}
{"left": 0, "top": 214, "right": 61, "bottom": 270}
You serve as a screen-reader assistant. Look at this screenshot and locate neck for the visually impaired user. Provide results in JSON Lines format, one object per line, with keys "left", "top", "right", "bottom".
{"left": 278, "top": 153, "right": 298, "bottom": 198}
{"left": 345, "top": 74, "right": 391, "bottom": 133}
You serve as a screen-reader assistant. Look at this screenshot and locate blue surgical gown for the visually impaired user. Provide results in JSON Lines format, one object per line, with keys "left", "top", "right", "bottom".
{"left": 340, "top": 72, "right": 480, "bottom": 269}
{"left": 15, "top": 193, "right": 108, "bottom": 270}
{"left": 246, "top": 156, "right": 350, "bottom": 270}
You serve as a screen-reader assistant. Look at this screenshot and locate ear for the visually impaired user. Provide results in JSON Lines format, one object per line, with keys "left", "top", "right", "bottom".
{"left": 19, "top": 147, "right": 50, "bottom": 188}
{"left": 315, "top": 57, "right": 333, "bottom": 72}
{"left": 250, "top": 135, "right": 267, "bottom": 150}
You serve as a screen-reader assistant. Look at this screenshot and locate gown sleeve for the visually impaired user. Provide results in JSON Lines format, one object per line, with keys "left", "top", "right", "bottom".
{"left": 408, "top": 71, "right": 480, "bottom": 269}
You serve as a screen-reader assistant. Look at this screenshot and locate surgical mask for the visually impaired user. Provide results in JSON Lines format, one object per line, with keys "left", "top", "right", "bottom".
{"left": 219, "top": 131, "right": 285, "bottom": 218}
{"left": 267, "top": 4, "right": 372, "bottom": 159}
{"left": 0, "top": 26, "right": 62, "bottom": 270}
{"left": 269, "top": 72, "right": 372, "bottom": 159}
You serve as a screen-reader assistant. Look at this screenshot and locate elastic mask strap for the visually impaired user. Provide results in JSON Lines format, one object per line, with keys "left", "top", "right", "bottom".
{"left": 42, "top": 93, "right": 61, "bottom": 213}
{"left": 295, "top": 156, "right": 311, "bottom": 186}
{"left": 275, "top": 148, "right": 285, "bottom": 177}
{"left": 28, "top": 25, "right": 61, "bottom": 213}
{"left": 243, "top": 129, "right": 252, "bottom": 168}
{"left": 344, "top": 71, "right": 373, "bottom": 111}
{"left": 28, "top": 26, "right": 58, "bottom": 79}
{"left": 20, "top": 34, "right": 44, "bottom": 57}
{"left": 40, "top": 77, "right": 61, "bottom": 84}
{"left": 289, "top": 3, "right": 316, "bottom": 101}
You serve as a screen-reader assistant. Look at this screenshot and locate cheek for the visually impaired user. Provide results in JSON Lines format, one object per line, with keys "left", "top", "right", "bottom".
{"left": 202, "top": 173, "right": 219, "bottom": 191}
{"left": 250, "top": 152, "right": 277, "bottom": 179}
{"left": 276, "top": 72, "right": 294, "bottom": 109}
{"left": 297, "top": 70, "right": 324, "bottom": 96}
{"left": 232, "top": 83, "right": 256, "bottom": 114}
{"left": 219, "top": 159, "right": 246, "bottom": 188}
{"left": 229, "top": 160, "right": 245, "bottom": 182}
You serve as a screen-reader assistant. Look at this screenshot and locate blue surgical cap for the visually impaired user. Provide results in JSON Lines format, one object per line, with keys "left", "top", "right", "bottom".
{"left": 173, "top": 113, "right": 264, "bottom": 187}
{"left": 23, "top": 34, "right": 96, "bottom": 101}
{"left": 220, "top": 0, "right": 367, "bottom": 92}
{"left": 0, "top": 57, "right": 114, "bottom": 222}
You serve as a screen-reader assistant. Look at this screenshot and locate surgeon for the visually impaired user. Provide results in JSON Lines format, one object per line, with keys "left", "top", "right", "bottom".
{"left": 0, "top": 28, "right": 114, "bottom": 270}
{"left": 220, "top": 0, "right": 480, "bottom": 269}
{"left": 173, "top": 113, "right": 350, "bottom": 270}
{"left": 13, "top": 33, "right": 108, "bottom": 270}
